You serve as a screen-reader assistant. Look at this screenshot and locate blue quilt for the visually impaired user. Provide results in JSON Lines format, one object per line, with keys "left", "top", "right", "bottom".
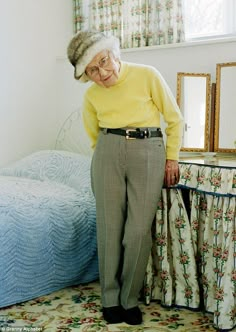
{"left": 0, "top": 150, "right": 98, "bottom": 308}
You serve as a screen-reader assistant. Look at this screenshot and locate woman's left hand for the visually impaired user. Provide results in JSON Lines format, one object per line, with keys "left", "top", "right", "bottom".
{"left": 164, "top": 159, "right": 180, "bottom": 187}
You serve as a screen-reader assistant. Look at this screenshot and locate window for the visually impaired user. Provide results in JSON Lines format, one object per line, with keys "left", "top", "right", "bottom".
{"left": 183, "top": 0, "right": 236, "bottom": 40}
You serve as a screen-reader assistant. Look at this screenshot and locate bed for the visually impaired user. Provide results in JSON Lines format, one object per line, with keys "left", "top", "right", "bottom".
{"left": 0, "top": 111, "right": 98, "bottom": 308}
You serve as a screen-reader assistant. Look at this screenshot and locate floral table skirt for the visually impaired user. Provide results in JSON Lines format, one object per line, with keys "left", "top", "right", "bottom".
{"left": 144, "top": 162, "right": 236, "bottom": 331}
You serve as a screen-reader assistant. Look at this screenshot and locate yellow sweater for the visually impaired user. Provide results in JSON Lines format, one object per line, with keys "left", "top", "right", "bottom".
{"left": 82, "top": 61, "right": 183, "bottom": 160}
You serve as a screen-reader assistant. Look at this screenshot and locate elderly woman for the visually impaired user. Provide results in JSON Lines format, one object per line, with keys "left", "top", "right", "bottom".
{"left": 67, "top": 30, "right": 183, "bottom": 325}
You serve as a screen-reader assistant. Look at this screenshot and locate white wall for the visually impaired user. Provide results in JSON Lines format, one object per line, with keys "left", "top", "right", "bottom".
{"left": 1, "top": 0, "right": 236, "bottom": 167}
{"left": 0, "top": 0, "right": 73, "bottom": 167}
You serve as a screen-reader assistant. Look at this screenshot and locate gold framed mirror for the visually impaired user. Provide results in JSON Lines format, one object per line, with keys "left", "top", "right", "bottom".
{"left": 214, "top": 62, "right": 236, "bottom": 153}
{"left": 176, "top": 72, "right": 211, "bottom": 152}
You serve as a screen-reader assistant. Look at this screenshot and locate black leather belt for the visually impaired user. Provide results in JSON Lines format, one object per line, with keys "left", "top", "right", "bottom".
{"left": 103, "top": 128, "right": 162, "bottom": 139}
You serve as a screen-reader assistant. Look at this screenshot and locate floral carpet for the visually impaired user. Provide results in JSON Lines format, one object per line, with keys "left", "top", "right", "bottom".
{"left": 0, "top": 281, "right": 219, "bottom": 332}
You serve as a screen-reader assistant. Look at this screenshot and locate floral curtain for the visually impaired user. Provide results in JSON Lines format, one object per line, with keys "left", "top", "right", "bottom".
{"left": 73, "top": 0, "right": 185, "bottom": 48}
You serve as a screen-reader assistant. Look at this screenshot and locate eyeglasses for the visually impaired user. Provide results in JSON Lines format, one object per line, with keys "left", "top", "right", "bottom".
{"left": 86, "top": 54, "right": 112, "bottom": 78}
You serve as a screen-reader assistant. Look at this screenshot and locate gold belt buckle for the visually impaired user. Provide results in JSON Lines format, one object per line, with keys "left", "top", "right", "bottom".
{"left": 125, "top": 129, "right": 136, "bottom": 140}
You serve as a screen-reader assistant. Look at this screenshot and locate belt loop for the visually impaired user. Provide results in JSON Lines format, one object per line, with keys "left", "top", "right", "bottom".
{"left": 102, "top": 128, "right": 108, "bottom": 135}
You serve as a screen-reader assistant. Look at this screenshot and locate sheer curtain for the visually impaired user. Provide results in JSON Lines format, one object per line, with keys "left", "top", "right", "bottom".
{"left": 73, "top": 0, "right": 185, "bottom": 48}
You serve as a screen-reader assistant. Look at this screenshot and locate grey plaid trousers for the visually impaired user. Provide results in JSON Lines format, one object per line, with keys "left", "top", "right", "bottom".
{"left": 91, "top": 130, "right": 166, "bottom": 309}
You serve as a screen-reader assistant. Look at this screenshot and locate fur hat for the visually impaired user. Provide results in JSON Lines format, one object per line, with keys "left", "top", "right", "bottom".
{"left": 67, "top": 30, "right": 120, "bottom": 83}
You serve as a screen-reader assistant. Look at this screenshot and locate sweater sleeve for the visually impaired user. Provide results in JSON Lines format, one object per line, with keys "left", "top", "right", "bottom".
{"left": 150, "top": 68, "right": 183, "bottom": 160}
{"left": 82, "top": 94, "right": 100, "bottom": 150}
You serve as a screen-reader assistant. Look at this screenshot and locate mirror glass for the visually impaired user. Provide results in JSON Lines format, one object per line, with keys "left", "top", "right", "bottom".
{"left": 214, "top": 62, "right": 236, "bottom": 152}
{"left": 176, "top": 72, "right": 211, "bottom": 152}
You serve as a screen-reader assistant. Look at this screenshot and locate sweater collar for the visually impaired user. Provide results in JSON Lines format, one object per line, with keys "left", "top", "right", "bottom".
{"left": 114, "top": 61, "right": 128, "bottom": 86}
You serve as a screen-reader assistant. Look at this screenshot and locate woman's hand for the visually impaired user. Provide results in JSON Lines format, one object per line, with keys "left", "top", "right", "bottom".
{"left": 164, "top": 159, "right": 180, "bottom": 187}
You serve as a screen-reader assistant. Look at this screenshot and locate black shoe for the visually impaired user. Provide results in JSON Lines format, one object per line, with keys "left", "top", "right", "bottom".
{"left": 123, "top": 306, "right": 143, "bottom": 325}
{"left": 102, "top": 306, "right": 124, "bottom": 324}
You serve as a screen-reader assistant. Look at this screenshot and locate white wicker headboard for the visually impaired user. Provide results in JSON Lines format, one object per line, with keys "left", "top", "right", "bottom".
{"left": 55, "top": 110, "right": 93, "bottom": 156}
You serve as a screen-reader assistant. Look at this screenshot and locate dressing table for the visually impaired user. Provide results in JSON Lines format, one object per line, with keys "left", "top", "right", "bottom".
{"left": 144, "top": 62, "right": 236, "bottom": 331}
{"left": 144, "top": 155, "right": 236, "bottom": 331}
